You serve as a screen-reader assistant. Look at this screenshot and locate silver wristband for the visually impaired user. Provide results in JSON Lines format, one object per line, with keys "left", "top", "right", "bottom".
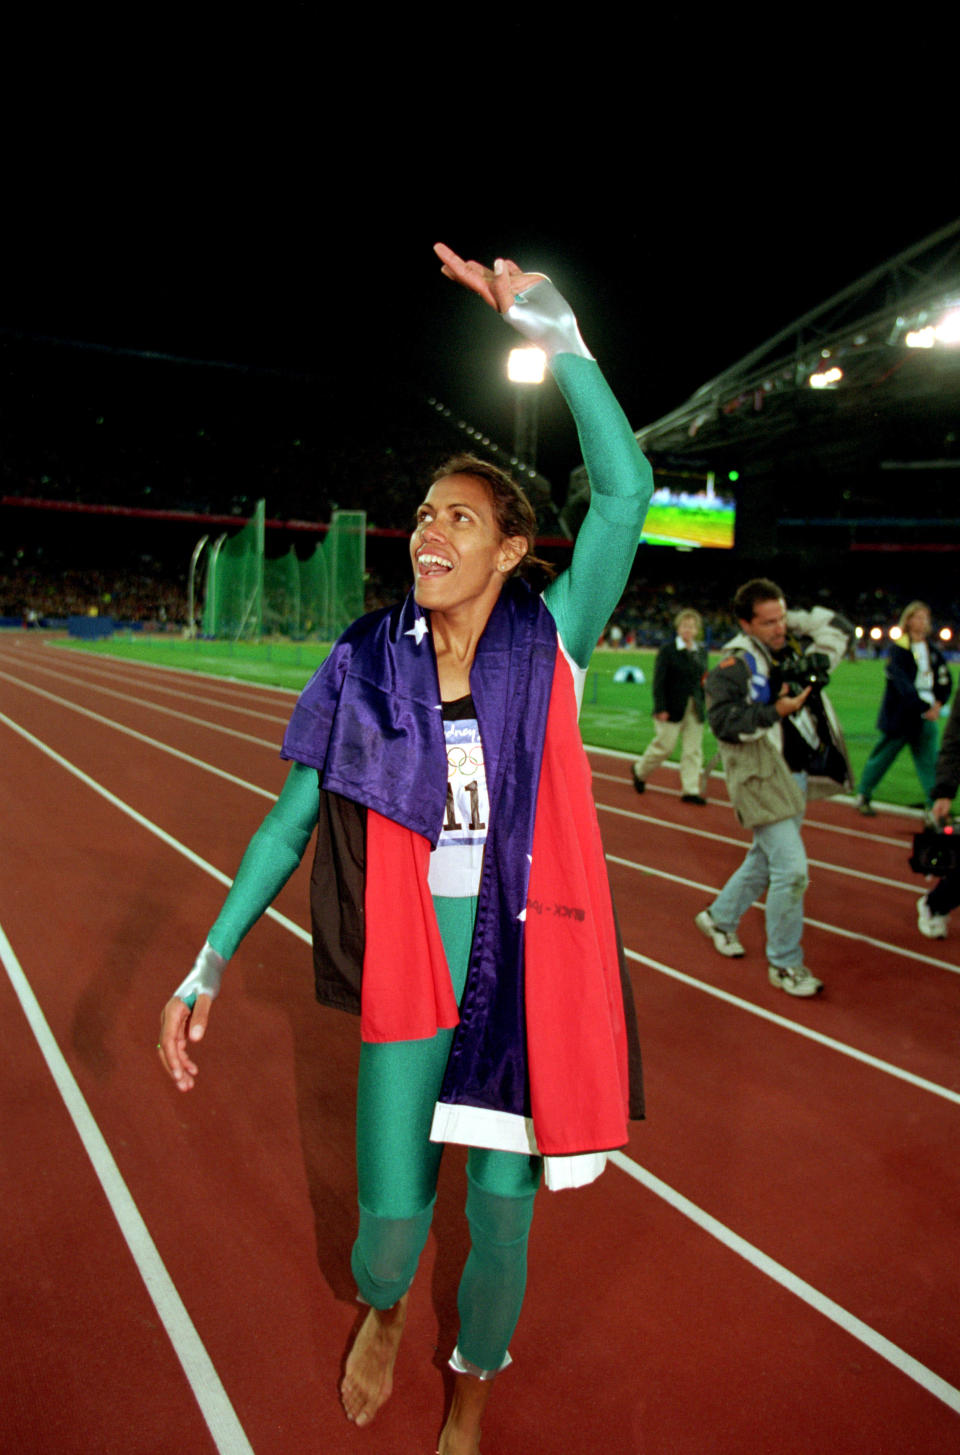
{"left": 504, "top": 278, "right": 594, "bottom": 361}
{"left": 173, "top": 940, "right": 226, "bottom": 1007}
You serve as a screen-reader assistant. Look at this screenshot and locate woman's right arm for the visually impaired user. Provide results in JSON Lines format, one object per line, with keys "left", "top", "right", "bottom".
{"left": 157, "top": 760, "right": 319, "bottom": 1090}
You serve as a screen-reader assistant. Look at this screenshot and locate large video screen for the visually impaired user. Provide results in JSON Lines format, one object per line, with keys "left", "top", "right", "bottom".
{"left": 642, "top": 473, "right": 736, "bottom": 550}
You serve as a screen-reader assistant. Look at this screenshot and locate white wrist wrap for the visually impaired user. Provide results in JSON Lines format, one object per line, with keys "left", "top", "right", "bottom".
{"left": 504, "top": 278, "right": 594, "bottom": 361}
{"left": 173, "top": 940, "right": 226, "bottom": 1007}
{"left": 448, "top": 1344, "right": 512, "bottom": 1380}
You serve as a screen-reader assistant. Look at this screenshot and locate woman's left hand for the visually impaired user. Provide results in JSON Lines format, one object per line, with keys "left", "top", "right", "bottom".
{"left": 434, "top": 243, "right": 545, "bottom": 314}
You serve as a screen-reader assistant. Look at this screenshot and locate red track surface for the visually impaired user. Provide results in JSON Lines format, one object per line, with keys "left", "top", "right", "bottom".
{"left": 2, "top": 633, "right": 958, "bottom": 1453}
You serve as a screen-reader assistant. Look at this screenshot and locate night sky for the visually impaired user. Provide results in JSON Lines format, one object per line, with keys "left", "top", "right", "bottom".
{"left": 6, "top": 114, "right": 955, "bottom": 491}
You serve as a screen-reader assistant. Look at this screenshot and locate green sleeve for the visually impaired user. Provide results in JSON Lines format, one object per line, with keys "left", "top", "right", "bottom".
{"left": 542, "top": 354, "right": 653, "bottom": 668}
{"left": 207, "top": 760, "right": 319, "bottom": 959}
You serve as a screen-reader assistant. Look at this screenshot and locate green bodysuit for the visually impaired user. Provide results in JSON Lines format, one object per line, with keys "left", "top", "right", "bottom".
{"left": 202, "top": 353, "right": 652, "bottom": 1373}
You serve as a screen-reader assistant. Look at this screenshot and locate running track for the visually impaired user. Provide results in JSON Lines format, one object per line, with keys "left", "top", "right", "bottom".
{"left": 1, "top": 633, "right": 958, "bottom": 1454}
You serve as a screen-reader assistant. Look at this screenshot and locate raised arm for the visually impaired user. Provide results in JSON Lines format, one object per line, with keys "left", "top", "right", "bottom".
{"left": 157, "top": 760, "right": 319, "bottom": 1090}
{"left": 436, "top": 244, "right": 653, "bottom": 667}
{"left": 542, "top": 357, "right": 653, "bottom": 665}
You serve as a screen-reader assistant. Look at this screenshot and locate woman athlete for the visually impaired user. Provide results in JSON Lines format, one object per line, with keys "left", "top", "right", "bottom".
{"left": 158, "top": 244, "right": 653, "bottom": 1454}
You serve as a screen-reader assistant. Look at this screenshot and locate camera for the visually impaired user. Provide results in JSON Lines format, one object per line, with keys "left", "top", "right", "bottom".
{"left": 771, "top": 650, "right": 831, "bottom": 697}
{"left": 910, "top": 822, "right": 960, "bottom": 877}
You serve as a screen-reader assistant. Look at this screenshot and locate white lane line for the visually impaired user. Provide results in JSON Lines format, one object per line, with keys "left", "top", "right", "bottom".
{"left": 590, "top": 769, "right": 910, "bottom": 848}
{"left": 0, "top": 712, "right": 310, "bottom": 947}
{"left": 7, "top": 707, "right": 960, "bottom": 1410}
{"left": 0, "top": 670, "right": 279, "bottom": 803}
{"left": 624, "top": 947, "right": 960, "bottom": 1105}
{"left": 39, "top": 641, "right": 303, "bottom": 699}
{"left": 610, "top": 1150, "right": 960, "bottom": 1415}
{"left": 0, "top": 921, "right": 256, "bottom": 1453}
{"left": 5, "top": 648, "right": 291, "bottom": 724}
{"left": 596, "top": 800, "right": 916, "bottom": 893}
{"left": 5, "top": 696, "right": 954, "bottom": 1077}
{"left": 606, "top": 852, "right": 960, "bottom": 975}
{"left": 0, "top": 658, "right": 281, "bottom": 751}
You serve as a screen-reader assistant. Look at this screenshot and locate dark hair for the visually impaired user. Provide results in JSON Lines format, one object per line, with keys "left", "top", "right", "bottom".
{"left": 430, "top": 453, "right": 556, "bottom": 584}
{"left": 732, "top": 577, "right": 784, "bottom": 622}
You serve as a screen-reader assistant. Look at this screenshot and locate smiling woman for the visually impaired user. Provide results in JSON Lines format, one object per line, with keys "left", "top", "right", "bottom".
{"left": 412, "top": 474, "right": 518, "bottom": 592}
{"left": 156, "top": 243, "right": 654, "bottom": 1454}
{"left": 411, "top": 471, "right": 531, "bottom": 700}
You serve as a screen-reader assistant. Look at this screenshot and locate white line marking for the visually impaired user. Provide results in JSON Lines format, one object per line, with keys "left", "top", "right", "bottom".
{"left": 7, "top": 705, "right": 959, "bottom": 1412}
{"left": 41, "top": 640, "right": 303, "bottom": 698}
{"left": 610, "top": 1150, "right": 960, "bottom": 1415}
{"left": 605, "top": 852, "right": 960, "bottom": 974}
{"left": 624, "top": 947, "right": 960, "bottom": 1104}
{"left": 0, "top": 921, "right": 256, "bottom": 1453}
{"left": 596, "top": 800, "right": 918, "bottom": 893}
{"left": 0, "top": 656, "right": 281, "bottom": 751}
{"left": 800, "top": 911, "right": 960, "bottom": 972}
{"left": 5, "top": 647, "right": 290, "bottom": 723}
{"left": 0, "top": 670, "right": 279, "bottom": 802}
{"left": 606, "top": 852, "right": 714, "bottom": 897}
{"left": 598, "top": 798, "right": 756, "bottom": 846}
{"left": 0, "top": 711, "right": 311, "bottom": 946}
{"left": 590, "top": 768, "right": 911, "bottom": 848}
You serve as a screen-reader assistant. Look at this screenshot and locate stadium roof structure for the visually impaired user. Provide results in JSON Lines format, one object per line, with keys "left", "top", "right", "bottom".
{"left": 628, "top": 220, "right": 960, "bottom": 552}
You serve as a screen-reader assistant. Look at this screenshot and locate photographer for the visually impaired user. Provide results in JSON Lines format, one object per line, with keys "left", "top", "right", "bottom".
{"left": 916, "top": 688, "right": 960, "bottom": 938}
{"left": 694, "top": 578, "right": 853, "bottom": 997}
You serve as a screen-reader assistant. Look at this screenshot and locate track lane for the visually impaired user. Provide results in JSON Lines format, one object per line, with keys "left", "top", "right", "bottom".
{"left": 3, "top": 646, "right": 960, "bottom": 1451}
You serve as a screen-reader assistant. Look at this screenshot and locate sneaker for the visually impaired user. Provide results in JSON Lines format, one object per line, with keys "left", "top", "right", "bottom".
{"left": 768, "top": 964, "right": 823, "bottom": 997}
{"left": 917, "top": 894, "right": 949, "bottom": 939}
{"left": 856, "top": 796, "right": 876, "bottom": 817}
{"left": 632, "top": 765, "right": 645, "bottom": 794}
{"left": 682, "top": 794, "right": 707, "bottom": 805}
{"left": 695, "top": 909, "right": 745, "bottom": 958}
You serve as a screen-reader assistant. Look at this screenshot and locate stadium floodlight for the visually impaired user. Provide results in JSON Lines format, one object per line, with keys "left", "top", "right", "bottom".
{"left": 809, "top": 366, "right": 843, "bottom": 389}
{"left": 940, "top": 627, "right": 953, "bottom": 642}
{"left": 507, "top": 347, "right": 546, "bottom": 468}
{"left": 906, "top": 326, "right": 936, "bottom": 348}
{"left": 855, "top": 625, "right": 864, "bottom": 639}
{"left": 890, "top": 625, "right": 903, "bottom": 640}
{"left": 870, "top": 627, "right": 883, "bottom": 642}
{"left": 508, "top": 347, "right": 547, "bottom": 384}
{"left": 935, "top": 309, "right": 960, "bottom": 345}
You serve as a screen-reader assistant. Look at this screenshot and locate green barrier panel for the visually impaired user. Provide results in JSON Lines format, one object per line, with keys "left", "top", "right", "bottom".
{"left": 202, "top": 504, "right": 365, "bottom": 641}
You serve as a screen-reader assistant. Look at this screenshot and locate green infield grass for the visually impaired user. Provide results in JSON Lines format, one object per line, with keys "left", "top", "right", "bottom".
{"left": 57, "top": 633, "right": 945, "bottom": 812}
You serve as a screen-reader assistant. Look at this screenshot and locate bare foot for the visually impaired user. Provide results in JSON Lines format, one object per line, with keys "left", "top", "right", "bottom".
{"left": 340, "top": 1295, "right": 408, "bottom": 1427}
{"left": 437, "top": 1372, "right": 494, "bottom": 1455}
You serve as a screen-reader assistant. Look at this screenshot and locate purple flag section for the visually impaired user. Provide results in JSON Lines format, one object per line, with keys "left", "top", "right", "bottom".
{"left": 281, "top": 580, "right": 559, "bottom": 1121}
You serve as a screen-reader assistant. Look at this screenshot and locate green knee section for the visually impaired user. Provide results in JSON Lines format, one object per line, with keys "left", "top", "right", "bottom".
{"left": 464, "top": 1173, "right": 537, "bottom": 1245}
{"left": 351, "top": 1198, "right": 435, "bottom": 1310}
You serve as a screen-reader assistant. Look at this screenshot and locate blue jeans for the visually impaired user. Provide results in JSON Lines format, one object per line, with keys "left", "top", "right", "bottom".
{"left": 710, "top": 780, "right": 808, "bottom": 967}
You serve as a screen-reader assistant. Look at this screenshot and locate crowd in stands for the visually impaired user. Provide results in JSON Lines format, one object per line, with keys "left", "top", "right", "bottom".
{"left": 3, "top": 334, "right": 959, "bottom": 645}
{"left": 0, "top": 562, "right": 186, "bottom": 627}
{"left": 6, "top": 543, "right": 960, "bottom": 655}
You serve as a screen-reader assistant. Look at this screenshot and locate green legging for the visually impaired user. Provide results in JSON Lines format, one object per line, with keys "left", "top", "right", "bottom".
{"left": 858, "top": 719, "right": 940, "bottom": 805}
{"left": 351, "top": 898, "right": 542, "bottom": 1372}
